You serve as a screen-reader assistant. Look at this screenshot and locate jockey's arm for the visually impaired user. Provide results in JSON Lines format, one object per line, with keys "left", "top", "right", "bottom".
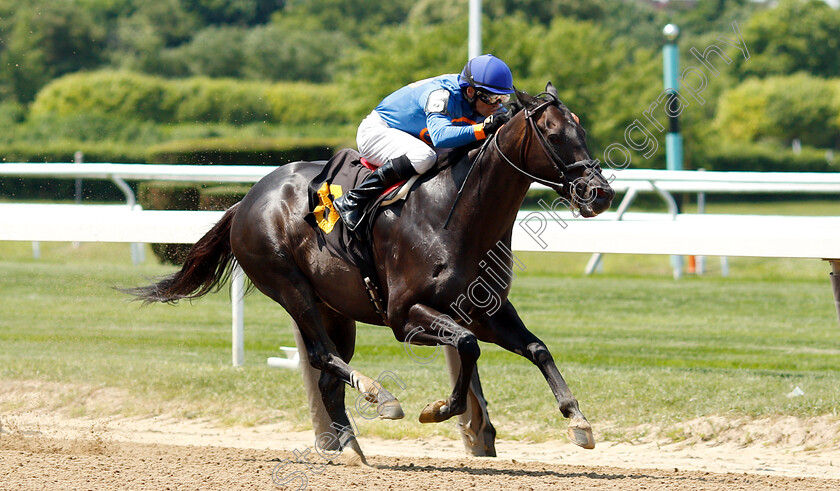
{"left": 425, "top": 112, "right": 486, "bottom": 148}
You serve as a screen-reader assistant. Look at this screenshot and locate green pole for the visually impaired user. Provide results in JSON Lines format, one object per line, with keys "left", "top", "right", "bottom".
{"left": 663, "top": 24, "right": 683, "bottom": 172}
{"left": 663, "top": 24, "right": 683, "bottom": 278}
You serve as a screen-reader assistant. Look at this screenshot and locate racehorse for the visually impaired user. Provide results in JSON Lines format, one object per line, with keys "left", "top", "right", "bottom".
{"left": 126, "top": 83, "right": 615, "bottom": 461}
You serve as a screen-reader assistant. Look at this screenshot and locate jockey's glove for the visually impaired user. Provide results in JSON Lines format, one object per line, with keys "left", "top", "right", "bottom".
{"left": 481, "top": 112, "right": 510, "bottom": 136}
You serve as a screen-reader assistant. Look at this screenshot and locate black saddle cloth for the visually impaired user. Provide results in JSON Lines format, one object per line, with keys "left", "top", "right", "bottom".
{"left": 305, "top": 148, "right": 394, "bottom": 271}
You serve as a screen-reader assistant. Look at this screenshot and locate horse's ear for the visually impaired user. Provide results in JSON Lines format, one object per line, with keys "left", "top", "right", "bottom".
{"left": 509, "top": 87, "right": 526, "bottom": 113}
{"left": 514, "top": 87, "right": 534, "bottom": 108}
{"left": 545, "top": 82, "right": 559, "bottom": 100}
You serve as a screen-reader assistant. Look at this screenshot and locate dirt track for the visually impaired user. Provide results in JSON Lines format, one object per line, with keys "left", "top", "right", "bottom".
{"left": 2, "top": 413, "right": 840, "bottom": 490}
{"left": 2, "top": 436, "right": 839, "bottom": 490}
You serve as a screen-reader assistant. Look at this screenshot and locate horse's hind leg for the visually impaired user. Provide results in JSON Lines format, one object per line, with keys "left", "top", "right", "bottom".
{"left": 241, "top": 255, "right": 403, "bottom": 443}
{"left": 304, "top": 305, "right": 402, "bottom": 465}
{"left": 306, "top": 306, "right": 368, "bottom": 466}
{"left": 473, "top": 300, "right": 595, "bottom": 449}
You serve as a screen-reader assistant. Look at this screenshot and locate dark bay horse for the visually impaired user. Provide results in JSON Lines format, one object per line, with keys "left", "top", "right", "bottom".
{"left": 128, "top": 83, "right": 615, "bottom": 459}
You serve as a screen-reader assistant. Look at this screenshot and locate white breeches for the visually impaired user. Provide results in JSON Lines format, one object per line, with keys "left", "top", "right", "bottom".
{"left": 356, "top": 111, "right": 438, "bottom": 174}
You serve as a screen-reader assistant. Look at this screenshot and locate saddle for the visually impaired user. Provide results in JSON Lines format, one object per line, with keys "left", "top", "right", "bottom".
{"left": 307, "top": 148, "right": 418, "bottom": 233}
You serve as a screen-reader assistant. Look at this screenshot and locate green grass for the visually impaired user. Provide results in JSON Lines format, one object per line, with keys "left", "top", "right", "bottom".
{"left": 684, "top": 197, "right": 840, "bottom": 216}
{"left": 1, "top": 200, "right": 838, "bottom": 444}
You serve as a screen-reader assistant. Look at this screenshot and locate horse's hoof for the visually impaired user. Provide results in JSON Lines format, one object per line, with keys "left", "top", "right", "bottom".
{"left": 378, "top": 399, "right": 405, "bottom": 420}
{"left": 567, "top": 418, "right": 595, "bottom": 449}
{"left": 335, "top": 444, "right": 370, "bottom": 467}
{"left": 418, "top": 399, "right": 449, "bottom": 423}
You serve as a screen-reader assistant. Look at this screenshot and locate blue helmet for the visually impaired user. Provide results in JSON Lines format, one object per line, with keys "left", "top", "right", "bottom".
{"left": 458, "top": 54, "right": 514, "bottom": 95}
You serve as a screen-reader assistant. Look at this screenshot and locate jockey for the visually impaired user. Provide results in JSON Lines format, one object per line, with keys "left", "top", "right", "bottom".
{"left": 334, "top": 54, "right": 516, "bottom": 233}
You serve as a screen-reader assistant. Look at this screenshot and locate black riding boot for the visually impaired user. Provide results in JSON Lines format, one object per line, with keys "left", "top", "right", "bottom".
{"left": 334, "top": 155, "right": 415, "bottom": 233}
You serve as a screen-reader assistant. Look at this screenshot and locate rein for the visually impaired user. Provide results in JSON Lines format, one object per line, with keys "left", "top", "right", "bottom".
{"left": 442, "top": 136, "right": 494, "bottom": 229}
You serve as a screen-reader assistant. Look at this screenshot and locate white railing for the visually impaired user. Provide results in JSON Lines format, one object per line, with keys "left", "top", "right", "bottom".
{"left": 532, "top": 168, "right": 840, "bottom": 276}
{"left": 6, "top": 163, "right": 840, "bottom": 202}
{"left": 513, "top": 210, "right": 840, "bottom": 258}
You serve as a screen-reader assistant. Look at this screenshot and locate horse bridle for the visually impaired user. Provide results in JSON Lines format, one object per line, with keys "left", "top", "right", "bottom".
{"left": 443, "top": 94, "right": 602, "bottom": 229}
{"left": 491, "top": 93, "right": 601, "bottom": 193}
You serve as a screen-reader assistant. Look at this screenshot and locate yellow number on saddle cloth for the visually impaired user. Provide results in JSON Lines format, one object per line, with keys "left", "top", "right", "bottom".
{"left": 313, "top": 183, "right": 343, "bottom": 233}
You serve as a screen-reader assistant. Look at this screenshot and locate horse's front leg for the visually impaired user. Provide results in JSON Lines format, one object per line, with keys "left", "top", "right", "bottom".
{"left": 392, "top": 304, "right": 480, "bottom": 424}
{"left": 443, "top": 347, "right": 497, "bottom": 457}
{"left": 476, "top": 300, "right": 595, "bottom": 449}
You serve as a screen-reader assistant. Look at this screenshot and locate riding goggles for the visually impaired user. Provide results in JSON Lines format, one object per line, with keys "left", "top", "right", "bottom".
{"left": 477, "top": 91, "right": 510, "bottom": 105}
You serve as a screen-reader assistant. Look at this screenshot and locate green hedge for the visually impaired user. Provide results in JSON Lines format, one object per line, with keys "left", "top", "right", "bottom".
{"left": 0, "top": 141, "right": 148, "bottom": 163}
{"left": 147, "top": 137, "right": 348, "bottom": 165}
{"left": 30, "top": 70, "right": 353, "bottom": 126}
{"left": 137, "top": 181, "right": 201, "bottom": 211}
{"left": 199, "top": 185, "right": 251, "bottom": 211}
{"left": 698, "top": 143, "right": 837, "bottom": 173}
{"left": 0, "top": 138, "right": 350, "bottom": 166}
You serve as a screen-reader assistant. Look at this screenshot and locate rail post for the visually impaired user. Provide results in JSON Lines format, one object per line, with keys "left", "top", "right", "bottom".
{"left": 73, "top": 151, "right": 83, "bottom": 249}
{"left": 830, "top": 260, "right": 840, "bottom": 325}
{"left": 231, "top": 264, "right": 245, "bottom": 366}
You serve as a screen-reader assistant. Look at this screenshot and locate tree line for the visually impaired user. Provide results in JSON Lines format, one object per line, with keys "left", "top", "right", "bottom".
{"left": 1, "top": 0, "right": 839, "bottom": 170}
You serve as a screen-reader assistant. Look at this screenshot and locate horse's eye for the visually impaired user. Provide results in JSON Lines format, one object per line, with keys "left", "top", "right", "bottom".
{"left": 548, "top": 134, "right": 562, "bottom": 145}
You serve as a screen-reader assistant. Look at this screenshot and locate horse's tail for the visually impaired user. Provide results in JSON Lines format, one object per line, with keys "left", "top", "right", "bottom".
{"left": 124, "top": 202, "right": 240, "bottom": 305}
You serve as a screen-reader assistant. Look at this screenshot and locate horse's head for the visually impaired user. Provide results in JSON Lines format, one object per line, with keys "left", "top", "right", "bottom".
{"left": 505, "top": 82, "right": 614, "bottom": 217}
